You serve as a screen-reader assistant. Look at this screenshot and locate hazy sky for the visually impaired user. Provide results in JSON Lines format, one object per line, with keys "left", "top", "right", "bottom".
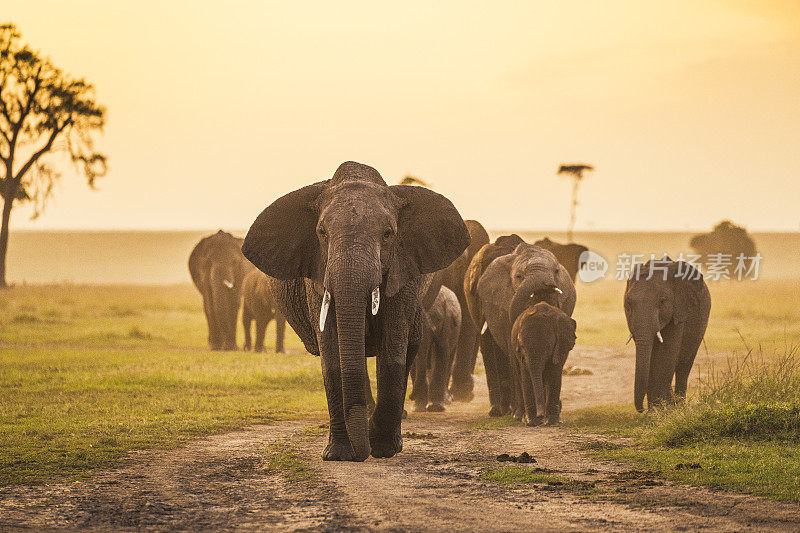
{"left": 5, "top": 0, "right": 800, "bottom": 231}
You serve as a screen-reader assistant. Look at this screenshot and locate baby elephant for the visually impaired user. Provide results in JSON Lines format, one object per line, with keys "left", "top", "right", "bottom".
{"left": 411, "top": 286, "right": 462, "bottom": 413}
{"left": 511, "top": 302, "right": 576, "bottom": 426}
{"left": 241, "top": 269, "right": 286, "bottom": 353}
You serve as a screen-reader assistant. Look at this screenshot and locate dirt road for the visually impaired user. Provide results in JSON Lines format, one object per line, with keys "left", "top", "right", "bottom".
{"left": 2, "top": 346, "right": 799, "bottom": 531}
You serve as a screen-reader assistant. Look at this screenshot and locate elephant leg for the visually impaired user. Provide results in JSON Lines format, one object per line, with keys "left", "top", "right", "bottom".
{"left": 510, "top": 356, "right": 525, "bottom": 421}
{"left": 481, "top": 331, "right": 508, "bottom": 416}
{"left": 649, "top": 325, "right": 682, "bottom": 409}
{"left": 203, "top": 294, "right": 221, "bottom": 350}
{"left": 275, "top": 312, "right": 286, "bottom": 353}
{"left": 518, "top": 357, "right": 538, "bottom": 426}
{"left": 427, "top": 336, "right": 452, "bottom": 411}
{"left": 316, "top": 319, "right": 356, "bottom": 461}
{"left": 254, "top": 316, "right": 267, "bottom": 352}
{"left": 411, "top": 349, "right": 429, "bottom": 412}
{"left": 242, "top": 307, "right": 252, "bottom": 351}
{"left": 675, "top": 328, "right": 703, "bottom": 399}
{"left": 371, "top": 305, "right": 416, "bottom": 459}
{"left": 449, "top": 314, "right": 479, "bottom": 402}
{"left": 545, "top": 366, "right": 563, "bottom": 425}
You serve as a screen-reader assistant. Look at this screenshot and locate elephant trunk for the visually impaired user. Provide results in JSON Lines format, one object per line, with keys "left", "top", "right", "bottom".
{"left": 530, "top": 361, "right": 547, "bottom": 421}
{"left": 634, "top": 337, "right": 654, "bottom": 413}
{"left": 329, "top": 254, "right": 380, "bottom": 462}
{"left": 509, "top": 278, "right": 558, "bottom": 322}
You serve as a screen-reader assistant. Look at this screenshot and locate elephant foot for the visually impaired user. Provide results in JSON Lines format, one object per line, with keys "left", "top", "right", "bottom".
{"left": 450, "top": 387, "right": 474, "bottom": 403}
{"left": 545, "top": 416, "right": 563, "bottom": 426}
{"left": 243, "top": 344, "right": 252, "bottom": 351}
{"left": 413, "top": 401, "right": 427, "bottom": 413}
{"left": 513, "top": 409, "right": 524, "bottom": 421}
{"left": 488, "top": 405, "right": 507, "bottom": 417}
{"left": 426, "top": 403, "right": 445, "bottom": 412}
{"left": 254, "top": 346, "right": 264, "bottom": 353}
{"left": 322, "top": 437, "right": 357, "bottom": 461}
{"left": 369, "top": 433, "right": 402, "bottom": 459}
{"left": 524, "top": 415, "right": 545, "bottom": 427}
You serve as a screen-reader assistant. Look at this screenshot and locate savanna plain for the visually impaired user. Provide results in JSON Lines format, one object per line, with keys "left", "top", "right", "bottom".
{"left": 2, "top": 232, "right": 800, "bottom": 531}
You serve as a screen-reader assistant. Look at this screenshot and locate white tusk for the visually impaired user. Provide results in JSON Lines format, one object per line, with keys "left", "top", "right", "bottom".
{"left": 371, "top": 287, "right": 380, "bottom": 315}
{"left": 656, "top": 331, "right": 664, "bottom": 343}
{"left": 626, "top": 333, "right": 633, "bottom": 345}
{"left": 223, "top": 279, "right": 234, "bottom": 289}
{"left": 319, "top": 290, "right": 331, "bottom": 332}
{"left": 481, "top": 322, "right": 488, "bottom": 334}
{"left": 554, "top": 287, "right": 563, "bottom": 294}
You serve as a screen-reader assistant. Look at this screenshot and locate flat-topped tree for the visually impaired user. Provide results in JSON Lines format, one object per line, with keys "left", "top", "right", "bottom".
{"left": 557, "top": 163, "right": 593, "bottom": 242}
{"left": 0, "top": 23, "right": 106, "bottom": 287}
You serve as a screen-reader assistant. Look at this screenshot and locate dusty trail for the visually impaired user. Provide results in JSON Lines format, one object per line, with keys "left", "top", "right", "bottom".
{"left": 2, "top": 346, "right": 800, "bottom": 531}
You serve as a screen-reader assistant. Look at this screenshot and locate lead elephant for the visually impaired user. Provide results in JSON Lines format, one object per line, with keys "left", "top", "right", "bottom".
{"left": 242, "top": 162, "right": 469, "bottom": 461}
{"left": 410, "top": 285, "right": 462, "bottom": 413}
{"left": 475, "top": 243, "right": 577, "bottom": 418}
{"left": 189, "top": 230, "right": 255, "bottom": 350}
{"left": 440, "top": 219, "right": 490, "bottom": 402}
{"left": 624, "top": 258, "right": 711, "bottom": 412}
{"left": 241, "top": 269, "right": 287, "bottom": 353}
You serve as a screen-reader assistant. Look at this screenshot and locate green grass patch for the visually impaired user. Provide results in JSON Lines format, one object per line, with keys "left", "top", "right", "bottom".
{"left": 267, "top": 443, "right": 315, "bottom": 482}
{"left": 0, "top": 285, "right": 326, "bottom": 485}
{"left": 567, "top": 344, "right": 800, "bottom": 502}
{"left": 481, "top": 465, "right": 567, "bottom": 485}
{"left": 470, "top": 415, "right": 518, "bottom": 430}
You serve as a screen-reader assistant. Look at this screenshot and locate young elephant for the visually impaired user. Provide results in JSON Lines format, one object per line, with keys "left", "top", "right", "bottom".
{"left": 241, "top": 269, "right": 286, "bottom": 353}
{"left": 624, "top": 258, "right": 711, "bottom": 412}
{"left": 511, "top": 302, "right": 576, "bottom": 426}
{"left": 410, "top": 286, "right": 462, "bottom": 413}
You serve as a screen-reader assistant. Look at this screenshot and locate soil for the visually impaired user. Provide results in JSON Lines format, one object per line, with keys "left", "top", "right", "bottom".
{"left": 2, "top": 345, "right": 799, "bottom": 532}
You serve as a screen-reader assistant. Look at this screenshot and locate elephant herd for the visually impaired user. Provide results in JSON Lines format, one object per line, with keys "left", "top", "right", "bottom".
{"left": 189, "top": 161, "right": 712, "bottom": 462}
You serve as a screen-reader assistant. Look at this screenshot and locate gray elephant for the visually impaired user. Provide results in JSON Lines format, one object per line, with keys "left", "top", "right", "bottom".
{"left": 511, "top": 302, "right": 576, "bottom": 426}
{"left": 242, "top": 162, "right": 469, "bottom": 461}
{"left": 242, "top": 269, "right": 287, "bottom": 353}
{"left": 475, "top": 243, "right": 577, "bottom": 418}
{"left": 188, "top": 230, "right": 255, "bottom": 350}
{"left": 410, "top": 285, "right": 462, "bottom": 413}
{"left": 624, "top": 258, "right": 711, "bottom": 412}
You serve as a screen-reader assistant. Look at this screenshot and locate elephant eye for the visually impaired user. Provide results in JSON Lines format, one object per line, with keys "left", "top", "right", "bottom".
{"left": 318, "top": 226, "right": 327, "bottom": 239}
{"left": 382, "top": 228, "right": 393, "bottom": 241}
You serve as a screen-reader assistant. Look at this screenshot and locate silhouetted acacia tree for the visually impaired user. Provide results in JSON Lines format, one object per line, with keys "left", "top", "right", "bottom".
{"left": 0, "top": 23, "right": 106, "bottom": 287}
{"left": 557, "top": 163, "right": 593, "bottom": 241}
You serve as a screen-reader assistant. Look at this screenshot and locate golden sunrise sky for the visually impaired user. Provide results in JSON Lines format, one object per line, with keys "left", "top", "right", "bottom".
{"left": 5, "top": 0, "right": 800, "bottom": 231}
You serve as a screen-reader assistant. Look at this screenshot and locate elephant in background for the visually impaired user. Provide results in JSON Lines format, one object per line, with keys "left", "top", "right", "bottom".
{"left": 476, "top": 243, "right": 576, "bottom": 418}
{"left": 439, "top": 219, "right": 490, "bottom": 402}
{"left": 534, "top": 237, "right": 588, "bottom": 283}
{"left": 410, "top": 285, "right": 462, "bottom": 413}
{"left": 189, "top": 230, "right": 255, "bottom": 350}
{"left": 690, "top": 220, "right": 757, "bottom": 275}
{"left": 511, "top": 302, "right": 576, "bottom": 426}
{"left": 624, "top": 258, "right": 711, "bottom": 412}
{"left": 242, "top": 161, "right": 469, "bottom": 461}
{"left": 242, "top": 269, "right": 287, "bottom": 353}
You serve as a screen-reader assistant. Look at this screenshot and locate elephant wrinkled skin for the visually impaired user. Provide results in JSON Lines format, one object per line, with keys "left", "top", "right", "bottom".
{"left": 242, "top": 161, "right": 469, "bottom": 461}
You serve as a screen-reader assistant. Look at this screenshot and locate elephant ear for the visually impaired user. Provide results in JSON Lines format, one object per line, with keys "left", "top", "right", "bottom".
{"left": 242, "top": 181, "right": 327, "bottom": 281}
{"left": 554, "top": 313, "right": 577, "bottom": 368}
{"left": 385, "top": 185, "right": 470, "bottom": 296}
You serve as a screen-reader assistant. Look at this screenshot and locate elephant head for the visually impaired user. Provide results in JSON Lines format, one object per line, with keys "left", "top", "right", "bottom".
{"left": 512, "top": 302, "right": 576, "bottom": 422}
{"left": 464, "top": 233, "right": 525, "bottom": 328}
{"left": 242, "top": 161, "right": 469, "bottom": 460}
{"left": 624, "top": 259, "right": 702, "bottom": 412}
{"left": 507, "top": 244, "right": 576, "bottom": 323}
